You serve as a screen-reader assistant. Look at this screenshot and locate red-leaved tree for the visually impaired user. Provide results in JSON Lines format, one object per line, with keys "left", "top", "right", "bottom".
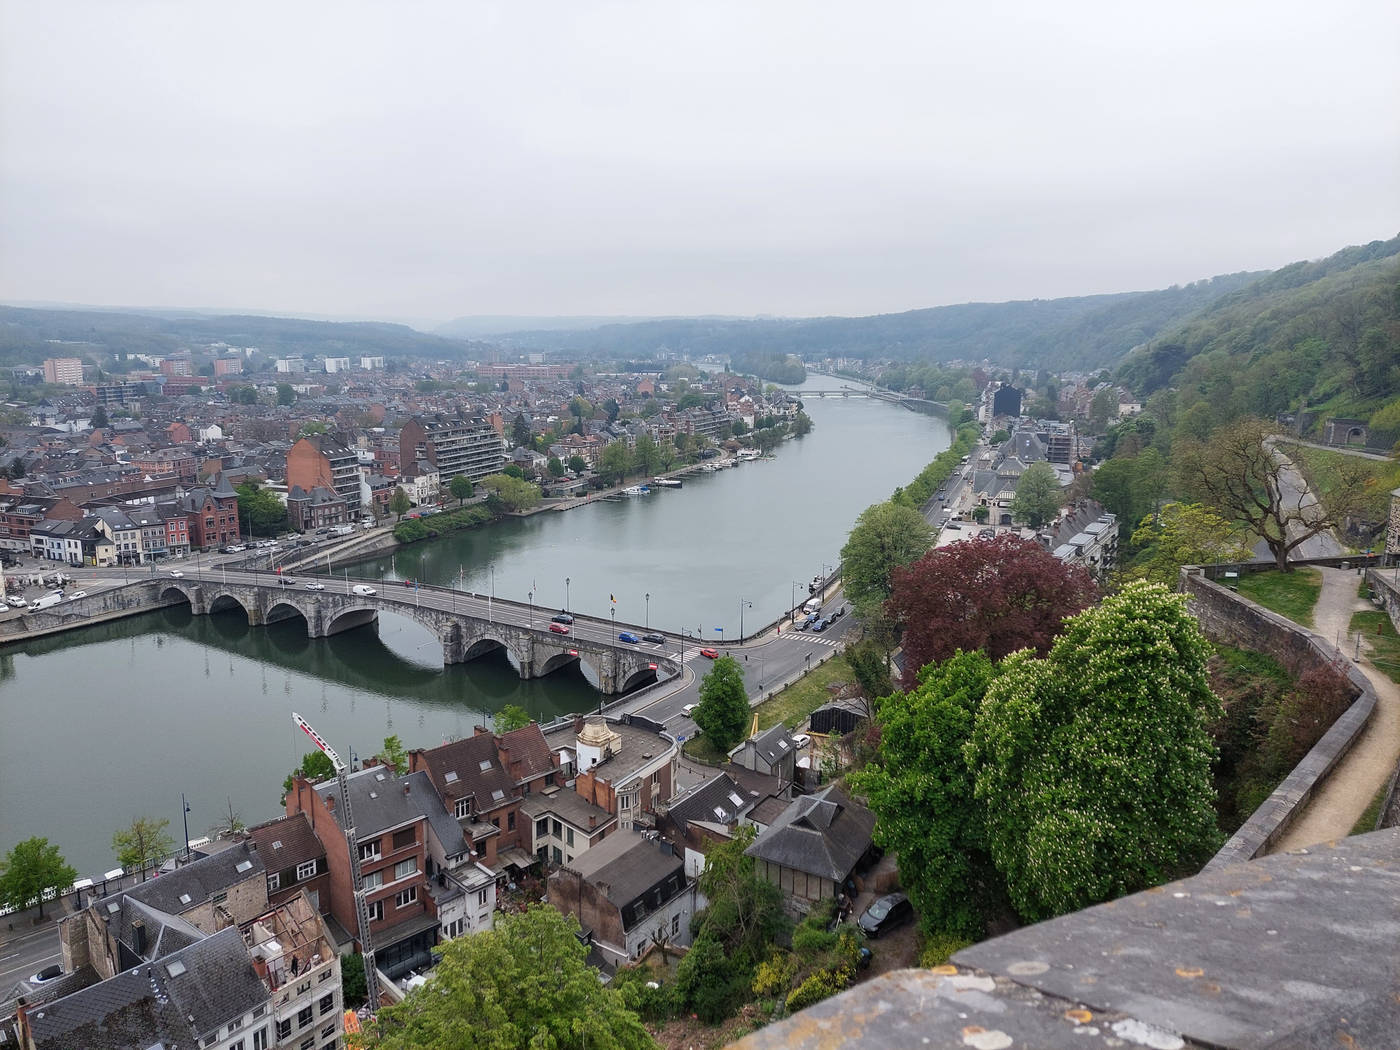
{"left": 888, "top": 535, "right": 1097, "bottom": 689}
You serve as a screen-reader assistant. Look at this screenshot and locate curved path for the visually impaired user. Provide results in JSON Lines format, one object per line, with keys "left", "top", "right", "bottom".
{"left": 1273, "top": 567, "right": 1400, "bottom": 851}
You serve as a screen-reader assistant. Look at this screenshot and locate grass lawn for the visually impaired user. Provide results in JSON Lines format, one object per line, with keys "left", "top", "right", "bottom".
{"left": 1284, "top": 443, "right": 1400, "bottom": 528}
{"left": 1350, "top": 780, "right": 1390, "bottom": 836}
{"left": 1348, "top": 608, "right": 1400, "bottom": 685}
{"left": 681, "top": 654, "right": 857, "bottom": 765}
{"left": 1235, "top": 567, "right": 1323, "bottom": 627}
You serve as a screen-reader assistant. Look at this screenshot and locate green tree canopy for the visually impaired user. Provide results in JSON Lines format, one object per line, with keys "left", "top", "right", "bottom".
{"left": 968, "top": 580, "right": 1223, "bottom": 922}
{"left": 112, "top": 817, "right": 176, "bottom": 881}
{"left": 839, "top": 501, "right": 934, "bottom": 624}
{"left": 379, "top": 734, "right": 408, "bottom": 775}
{"left": 235, "top": 481, "right": 288, "bottom": 537}
{"left": 494, "top": 704, "right": 532, "bottom": 733}
{"left": 598, "top": 440, "right": 631, "bottom": 484}
{"left": 276, "top": 382, "right": 296, "bottom": 406}
{"left": 631, "top": 432, "right": 661, "bottom": 476}
{"left": 282, "top": 750, "right": 337, "bottom": 804}
{"left": 1128, "top": 502, "right": 1254, "bottom": 586}
{"left": 0, "top": 837, "right": 77, "bottom": 919}
{"left": 693, "top": 654, "right": 749, "bottom": 753}
{"left": 90, "top": 403, "right": 110, "bottom": 430}
{"left": 567, "top": 455, "right": 587, "bottom": 475}
{"left": 547, "top": 455, "right": 566, "bottom": 478}
{"left": 479, "top": 473, "right": 541, "bottom": 513}
{"left": 1010, "top": 461, "right": 1062, "bottom": 527}
{"left": 1090, "top": 449, "right": 1166, "bottom": 544}
{"left": 448, "top": 474, "right": 474, "bottom": 505}
{"left": 511, "top": 413, "right": 531, "bottom": 449}
{"left": 851, "top": 651, "right": 1001, "bottom": 938}
{"left": 389, "top": 486, "right": 412, "bottom": 520}
{"left": 364, "top": 906, "right": 654, "bottom": 1050}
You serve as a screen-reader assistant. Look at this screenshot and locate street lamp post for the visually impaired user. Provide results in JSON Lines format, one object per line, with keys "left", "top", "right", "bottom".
{"left": 791, "top": 580, "right": 798, "bottom": 621}
{"left": 645, "top": 592, "right": 650, "bottom": 629}
{"left": 739, "top": 598, "right": 752, "bottom": 641}
{"left": 565, "top": 576, "right": 571, "bottom": 615}
{"left": 528, "top": 589, "right": 534, "bottom": 629}
{"left": 489, "top": 564, "right": 495, "bottom": 622}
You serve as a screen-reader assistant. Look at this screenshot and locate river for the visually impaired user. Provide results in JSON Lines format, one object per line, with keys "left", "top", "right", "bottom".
{"left": 0, "top": 376, "right": 948, "bottom": 876}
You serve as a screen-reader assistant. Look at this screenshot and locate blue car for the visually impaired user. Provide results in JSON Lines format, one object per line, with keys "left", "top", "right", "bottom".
{"left": 618, "top": 631, "right": 640, "bottom": 644}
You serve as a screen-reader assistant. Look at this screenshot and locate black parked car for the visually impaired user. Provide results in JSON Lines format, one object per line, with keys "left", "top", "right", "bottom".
{"left": 642, "top": 632, "right": 665, "bottom": 644}
{"left": 551, "top": 612, "right": 574, "bottom": 625}
{"left": 857, "top": 893, "right": 913, "bottom": 938}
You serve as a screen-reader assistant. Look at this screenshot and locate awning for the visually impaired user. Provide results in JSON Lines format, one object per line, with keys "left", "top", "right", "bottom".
{"left": 495, "top": 847, "right": 535, "bottom": 872}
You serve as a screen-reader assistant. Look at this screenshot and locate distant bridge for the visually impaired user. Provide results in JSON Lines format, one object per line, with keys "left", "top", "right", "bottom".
{"left": 801, "top": 387, "right": 946, "bottom": 412}
{"left": 33, "top": 574, "right": 677, "bottom": 695}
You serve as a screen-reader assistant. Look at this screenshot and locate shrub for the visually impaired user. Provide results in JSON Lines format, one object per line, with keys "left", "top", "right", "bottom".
{"left": 918, "top": 932, "right": 973, "bottom": 968}
{"left": 751, "top": 949, "right": 798, "bottom": 998}
{"left": 784, "top": 967, "right": 850, "bottom": 1013}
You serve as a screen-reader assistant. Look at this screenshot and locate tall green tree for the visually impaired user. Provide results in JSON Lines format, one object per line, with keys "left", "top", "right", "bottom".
{"left": 693, "top": 655, "right": 749, "bottom": 753}
{"left": 276, "top": 382, "right": 296, "bottom": 406}
{"left": 1091, "top": 450, "right": 1166, "bottom": 542}
{"left": 547, "top": 455, "right": 566, "bottom": 479}
{"left": 448, "top": 475, "right": 474, "bottom": 505}
{"left": 567, "top": 455, "right": 587, "bottom": 475}
{"left": 112, "top": 817, "right": 176, "bottom": 881}
{"left": 494, "top": 704, "right": 532, "bottom": 732}
{"left": 511, "top": 413, "right": 531, "bottom": 449}
{"left": 282, "top": 750, "right": 337, "bottom": 804}
{"left": 839, "top": 501, "right": 934, "bottom": 624}
{"left": 479, "top": 473, "right": 541, "bottom": 513}
{"left": 0, "top": 837, "right": 77, "bottom": 919}
{"left": 90, "top": 403, "right": 110, "bottom": 430}
{"left": 389, "top": 486, "right": 412, "bottom": 521}
{"left": 379, "top": 734, "right": 408, "bottom": 775}
{"left": 364, "top": 906, "right": 654, "bottom": 1050}
{"left": 598, "top": 440, "right": 631, "bottom": 485}
{"left": 235, "top": 481, "right": 288, "bottom": 536}
{"left": 1010, "top": 461, "right": 1062, "bottom": 527}
{"left": 1128, "top": 502, "right": 1253, "bottom": 586}
{"left": 968, "top": 581, "right": 1223, "bottom": 922}
{"left": 851, "top": 651, "right": 1001, "bottom": 938}
{"left": 631, "top": 432, "right": 661, "bottom": 476}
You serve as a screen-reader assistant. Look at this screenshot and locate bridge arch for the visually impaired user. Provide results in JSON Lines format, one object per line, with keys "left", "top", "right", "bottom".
{"left": 619, "top": 665, "right": 660, "bottom": 693}
{"left": 324, "top": 603, "right": 382, "bottom": 636}
{"left": 207, "top": 592, "right": 251, "bottom": 619}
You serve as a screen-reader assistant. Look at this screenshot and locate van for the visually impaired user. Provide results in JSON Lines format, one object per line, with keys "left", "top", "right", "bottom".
{"left": 803, "top": 598, "right": 822, "bottom": 615}
{"left": 29, "top": 592, "right": 64, "bottom": 611}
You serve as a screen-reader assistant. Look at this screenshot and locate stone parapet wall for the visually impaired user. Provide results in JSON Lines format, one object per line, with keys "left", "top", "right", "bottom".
{"left": 1364, "top": 567, "right": 1400, "bottom": 830}
{"left": 1181, "top": 569, "right": 1377, "bottom": 872}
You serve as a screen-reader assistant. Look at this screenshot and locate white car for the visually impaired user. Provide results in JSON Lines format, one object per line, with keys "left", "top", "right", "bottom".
{"left": 66, "top": 590, "right": 88, "bottom": 600}
{"left": 305, "top": 582, "right": 326, "bottom": 591}
{"left": 5, "top": 595, "right": 27, "bottom": 608}
{"left": 351, "top": 584, "right": 377, "bottom": 597}
{"left": 682, "top": 703, "right": 696, "bottom": 716}
{"left": 169, "top": 570, "right": 185, "bottom": 578}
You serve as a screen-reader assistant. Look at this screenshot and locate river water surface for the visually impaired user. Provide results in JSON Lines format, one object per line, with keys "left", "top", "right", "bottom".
{"left": 0, "top": 377, "right": 948, "bottom": 875}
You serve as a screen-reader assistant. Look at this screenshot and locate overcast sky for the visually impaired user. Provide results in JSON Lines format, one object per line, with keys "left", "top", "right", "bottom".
{"left": 2, "top": 1, "right": 1397, "bottom": 326}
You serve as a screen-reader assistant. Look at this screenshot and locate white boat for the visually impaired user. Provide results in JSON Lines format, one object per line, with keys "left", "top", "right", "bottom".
{"left": 621, "top": 485, "right": 651, "bottom": 496}
{"left": 651, "top": 477, "right": 683, "bottom": 488}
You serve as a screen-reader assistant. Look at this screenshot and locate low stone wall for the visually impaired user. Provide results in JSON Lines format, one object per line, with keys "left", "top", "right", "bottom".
{"left": 1182, "top": 569, "right": 1378, "bottom": 872}
{"left": 1363, "top": 568, "right": 1400, "bottom": 831}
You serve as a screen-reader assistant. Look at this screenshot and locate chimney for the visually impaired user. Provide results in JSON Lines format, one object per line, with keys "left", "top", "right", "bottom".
{"left": 589, "top": 815, "right": 596, "bottom": 830}
{"left": 131, "top": 919, "right": 146, "bottom": 956}
{"left": 474, "top": 725, "right": 490, "bottom": 737}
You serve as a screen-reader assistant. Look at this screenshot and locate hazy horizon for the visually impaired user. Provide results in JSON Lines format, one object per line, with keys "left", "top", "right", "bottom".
{"left": 3, "top": 2, "right": 1397, "bottom": 322}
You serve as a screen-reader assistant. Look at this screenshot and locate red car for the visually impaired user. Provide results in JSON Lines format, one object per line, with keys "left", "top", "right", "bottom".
{"left": 549, "top": 622, "right": 570, "bottom": 635}
{"left": 699, "top": 647, "right": 719, "bottom": 659}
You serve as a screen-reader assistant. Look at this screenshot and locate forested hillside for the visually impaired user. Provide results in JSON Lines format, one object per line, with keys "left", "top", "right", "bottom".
{"left": 0, "top": 306, "right": 482, "bottom": 365}
{"left": 1117, "top": 235, "right": 1400, "bottom": 435}
{"left": 485, "top": 273, "right": 1262, "bottom": 370}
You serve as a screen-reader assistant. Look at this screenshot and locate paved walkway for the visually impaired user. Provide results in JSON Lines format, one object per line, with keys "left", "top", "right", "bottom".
{"left": 1273, "top": 567, "right": 1400, "bottom": 851}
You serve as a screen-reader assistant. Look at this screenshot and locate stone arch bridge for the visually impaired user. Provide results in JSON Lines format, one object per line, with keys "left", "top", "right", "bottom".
{"left": 141, "top": 577, "right": 675, "bottom": 695}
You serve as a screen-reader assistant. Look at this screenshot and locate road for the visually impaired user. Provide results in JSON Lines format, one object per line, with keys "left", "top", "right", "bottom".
{"left": 1252, "top": 443, "right": 1345, "bottom": 562}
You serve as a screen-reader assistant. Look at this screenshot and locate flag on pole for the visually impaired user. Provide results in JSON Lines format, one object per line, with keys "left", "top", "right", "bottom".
{"left": 610, "top": 594, "right": 616, "bottom": 603}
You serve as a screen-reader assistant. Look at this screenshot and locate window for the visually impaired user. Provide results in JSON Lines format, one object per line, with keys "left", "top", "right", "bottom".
{"left": 392, "top": 827, "right": 415, "bottom": 851}
{"left": 507, "top": 811, "right": 515, "bottom": 831}
{"left": 276, "top": 1019, "right": 292, "bottom": 1041}
{"left": 672, "top": 914, "right": 681, "bottom": 936}
{"left": 535, "top": 818, "right": 548, "bottom": 839}
{"left": 212, "top": 890, "right": 227, "bottom": 905}
{"left": 252, "top": 1027, "right": 269, "bottom": 1050}
{"left": 297, "top": 979, "right": 312, "bottom": 996}
{"left": 319, "top": 966, "right": 333, "bottom": 982}
{"left": 478, "top": 888, "right": 488, "bottom": 906}
{"left": 552, "top": 846, "right": 562, "bottom": 864}
{"left": 455, "top": 798, "right": 471, "bottom": 819}
{"left": 552, "top": 820, "right": 562, "bottom": 838}
{"left": 362, "top": 868, "right": 383, "bottom": 890}
{"left": 296, "top": 860, "right": 317, "bottom": 880}
{"left": 566, "top": 827, "right": 574, "bottom": 847}
{"left": 359, "top": 840, "right": 381, "bottom": 862}
{"left": 321, "top": 1022, "right": 337, "bottom": 1039}
{"left": 252, "top": 1006, "right": 266, "bottom": 1019}
{"left": 299, "top": 1037, "right": 315, "bottom": 1050}
{"left": 319, "top": 993, "right": 335, "bottom": 1016}
{"left": 396, "top": 887, "right": 417, "bottom": 908}
{"left": 267, "top": 872, "right": 280, "bottom": 892}
{"left": 298, "top": 1005, "right": 314, "bottom": 1029}
{"left": 367, "top": 900, "right": 384, "bottom": 922}
{"left": 229, "top": 1041, "right": 244, "bottom": 1050}
{"left": 228, "top": 1018, "right": 244, "bottom": 1034}
{"left": 394, "top": 858, "right": 416, "bottom": 881}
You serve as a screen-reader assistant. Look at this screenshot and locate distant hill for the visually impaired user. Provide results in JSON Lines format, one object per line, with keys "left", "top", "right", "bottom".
{"left": 0, "top": 306, "right": 484, "bottom": 365}
{"left": 1116, "top": 235, "right": 1400, "bottom": 427}
{"left": 481, "top": 275, "right": 1263, "bottom": 371}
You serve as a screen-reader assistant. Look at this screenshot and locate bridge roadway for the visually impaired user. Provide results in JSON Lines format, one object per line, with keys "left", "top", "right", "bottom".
{"left": 151, "top": 568, "right": 691, "bottom": 695}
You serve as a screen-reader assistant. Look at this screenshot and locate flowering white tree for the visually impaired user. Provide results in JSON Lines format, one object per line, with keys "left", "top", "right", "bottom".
{"left": 967, "top": 580, "right": 1222, "bottom": 921}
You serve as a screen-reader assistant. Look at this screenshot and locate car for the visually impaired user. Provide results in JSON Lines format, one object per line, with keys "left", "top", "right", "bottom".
{"left": 549, "top": 621, "right": 571, "bottom": 634}
{"left": 618, "top": 631, "right": 640, "bottom": 644}
{"left": 699, "top": 647, "right": 719, "bottom": 659}
{"left": 944, "top": 522, "right": 961, "bottom": 531}
{"left": 29, "top": 965, "right": 63, "bottom": 985}
{"left": 978, "top": 528, "right": 996, "bottom": 539}
{"left": 682, "top": 703, "right": 696, "bottom": 715}
{"left": 791, "top": 733, "right": 810, "bottom": 748}
{"left": 169, "top": 570, "right": 185, "bottom": 578}
{"left": 66, "top": 590, "right": 88, "bottom": 600}
{"left": 305, "top": 582, "right": 326, "bottom": 591}
{"left": 857, "top": 892, "right": 913, "bottom": 938}
{"left": 551, "top": 612, "right": 574, "bottom": 624}
{"left": 5, "top": 595, "right": 27, "bottom": 608}
{"left": 811, "top": 618, "right": 828, "bottom": 632}
{"left": 351, "top": 584, "right": 377, "bottom": 596}
{"left": 642, "top": 632, "right": 665, "bottom": 644}
{"left": 278, "top": 576, "right": 295, "bottom": 586}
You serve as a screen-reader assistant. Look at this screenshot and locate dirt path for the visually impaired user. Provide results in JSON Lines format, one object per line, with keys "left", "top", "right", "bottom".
{"left": 1273, "top": 567, "right": 1400, "bottom": 851}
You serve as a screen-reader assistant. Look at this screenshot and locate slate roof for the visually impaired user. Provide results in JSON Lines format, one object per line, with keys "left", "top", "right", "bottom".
{"left": 520, "top": 787, "right": 616, "bottom": 833}
{"left": 104, "top": 841, "right": 265, "bottom": 924}
{"left": 564, "top": 832, "right": 684, "bottom": 913}
{"left": 734, "top": 724, "right": 798, "bottom": 769}
{"left": 744, "top": 785, "right": 875, "bottom": 883}
{"left": 26, "top": 927, "right": 267, "bottom": 1050}
{"left": 246, "top": 812, "right": 325, "bottom": 875}
{"left": 414, "top": 733, "right": 521, "bottom": 815}
{"left": 314, "top": 767, "right": 459, "bottom": 849}
{"left": 666, "top": 772, "right": 758, "bottom": 830}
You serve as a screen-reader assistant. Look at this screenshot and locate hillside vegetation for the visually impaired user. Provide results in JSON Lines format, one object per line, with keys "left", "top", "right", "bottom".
{"left": 1117, "top": 236, "right": 1400, "bottom": 434}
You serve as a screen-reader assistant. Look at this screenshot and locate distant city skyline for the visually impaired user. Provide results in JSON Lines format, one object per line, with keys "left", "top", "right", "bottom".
{"left": 2, "top": 1, "right": 1396, "bottom": 325}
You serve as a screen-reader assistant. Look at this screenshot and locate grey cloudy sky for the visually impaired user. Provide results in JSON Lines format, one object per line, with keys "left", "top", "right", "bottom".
{"left": 2, "top": 1, "right": 1397, "bottom": 325}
